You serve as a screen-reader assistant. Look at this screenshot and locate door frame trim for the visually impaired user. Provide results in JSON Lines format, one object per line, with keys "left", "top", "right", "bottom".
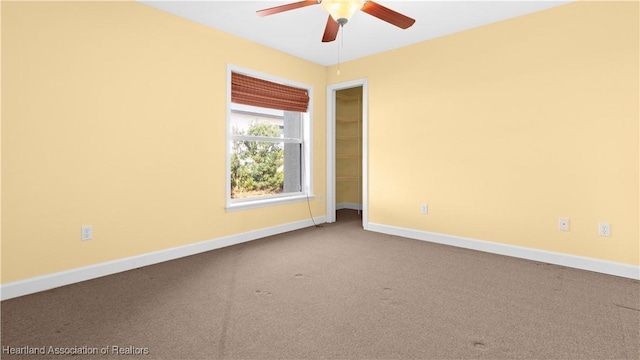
{"left": 326, "top": 79, "right": 368, "bottom": 226}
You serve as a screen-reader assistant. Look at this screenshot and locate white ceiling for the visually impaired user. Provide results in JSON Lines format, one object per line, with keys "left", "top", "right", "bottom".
{"left": 140, "top": 0, "right": 573, "bottom": 66}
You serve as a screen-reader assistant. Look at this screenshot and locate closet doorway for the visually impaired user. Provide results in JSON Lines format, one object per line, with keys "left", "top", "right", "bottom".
{"left": 326, "top": 79, "right": 368, "bottom": 226}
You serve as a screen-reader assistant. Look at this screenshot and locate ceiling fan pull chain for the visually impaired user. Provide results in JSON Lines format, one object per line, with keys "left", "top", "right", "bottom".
{"left": 338, "top": 25, "right": 343, "bottom": 76}
{"left": 338, "top": 45, "right": 341, "bottom": 75}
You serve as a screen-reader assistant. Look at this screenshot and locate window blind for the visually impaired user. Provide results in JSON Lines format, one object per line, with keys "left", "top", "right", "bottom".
{"left": 231, "top": 72, "right": 309, "bottom": 113}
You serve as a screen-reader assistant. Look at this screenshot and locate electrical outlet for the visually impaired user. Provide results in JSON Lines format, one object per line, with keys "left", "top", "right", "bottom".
{"left": 598, "top": 222, "right": 611, "bottom": 237}
{"left": 81, "top": 225, "right": 93, "bottom": 241}
{"left": 317, "top": 195, "right": 323, "bottom": 203}
{"left": 421, "top": 204, "right": 428, "bottom": 215}
{"left": 558, "top": 218, "right": 570, "bottom": 231}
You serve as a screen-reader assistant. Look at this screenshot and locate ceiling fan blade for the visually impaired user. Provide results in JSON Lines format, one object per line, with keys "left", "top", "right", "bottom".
{"left": 361, "top": 1, "right": 415, "bottom": 29}
{"left": 322, "top": 15, "right": 340, "bottom": 42}
{"left": 256, "top": 0, "right": 319, "bottom": 17}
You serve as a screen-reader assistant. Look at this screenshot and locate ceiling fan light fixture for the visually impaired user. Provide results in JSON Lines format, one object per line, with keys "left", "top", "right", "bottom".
{"left": 321, "top": 0, "right": 365, "bottom": 24}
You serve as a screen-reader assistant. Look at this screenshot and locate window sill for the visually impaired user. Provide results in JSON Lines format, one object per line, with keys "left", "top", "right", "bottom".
{"left": 226, "top": 194, "right": 314, "bottom": 212}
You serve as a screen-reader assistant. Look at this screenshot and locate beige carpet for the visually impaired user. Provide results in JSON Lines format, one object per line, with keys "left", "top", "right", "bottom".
{"left": 2, "top": 210, "right": 639, "bottom": 359}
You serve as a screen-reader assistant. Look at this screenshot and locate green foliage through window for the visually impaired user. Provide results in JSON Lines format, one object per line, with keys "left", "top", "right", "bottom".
{"left": 231, "top": 122, "right": 284, "bottom": 198}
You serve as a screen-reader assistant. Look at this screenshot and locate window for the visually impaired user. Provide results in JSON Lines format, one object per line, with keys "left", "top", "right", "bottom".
{"left": 230, "top": 104, "right": 302, "bottom": 198}
{"left": 226, "top": 67, "right": 312, "bottom": 211}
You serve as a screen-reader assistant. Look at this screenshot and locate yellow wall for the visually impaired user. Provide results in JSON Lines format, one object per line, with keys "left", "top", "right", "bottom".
{"left": 2, "top": 0, "right": 638, "bottom": 286}
{"left": 1, "top": 1, "right": 326, "bottom": 283}
{"left": 328, "top": 1, "right": 639, "bottom": 265}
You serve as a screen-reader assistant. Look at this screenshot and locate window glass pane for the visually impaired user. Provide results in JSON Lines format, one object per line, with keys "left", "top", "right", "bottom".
{"left": 231, "top": 140, "right": 301, "bottom": 199}
{"left": 231, "top": 140, "right": 282, "bottom": 199}
{"left": 231, "top": 103, "right": 284, "bottom": 138}
{"left": 230, "top": 101, "right": 303, "bottom": 200}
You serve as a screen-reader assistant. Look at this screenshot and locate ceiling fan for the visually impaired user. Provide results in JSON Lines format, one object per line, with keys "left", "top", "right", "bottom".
{"left": 257, "top": 0, "right": 416, "bottom": 42}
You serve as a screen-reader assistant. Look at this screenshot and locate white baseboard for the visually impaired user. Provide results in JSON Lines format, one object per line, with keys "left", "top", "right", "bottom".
{"left": 366, "top": 222, "right": 640, "bottom": 280}
{"left": 1, "top": 216, "right": 326, "bottom": 301}
{"left": 336, "top": 202, "right": 362, "bottom": 210}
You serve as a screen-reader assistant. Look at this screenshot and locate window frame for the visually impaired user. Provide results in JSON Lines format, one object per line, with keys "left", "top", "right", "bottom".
{"left": 225, "top": 65, "right": 313, "bottom": 212}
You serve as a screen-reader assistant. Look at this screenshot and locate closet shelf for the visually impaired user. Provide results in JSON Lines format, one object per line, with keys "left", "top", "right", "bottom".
{"left": 336, "top": 154, "right": 360, "bottom": 159}
{"left": 336, "top": 93, "right": 361, "bottom": 101}
{"left": 336, "top": 116, "right": 359, "bottom": 123}
{"left": 336, "top": 135, "right": 360, "bottom": 141}
{"left": 336, "top": 176, "right": 360, "bottom": 181}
